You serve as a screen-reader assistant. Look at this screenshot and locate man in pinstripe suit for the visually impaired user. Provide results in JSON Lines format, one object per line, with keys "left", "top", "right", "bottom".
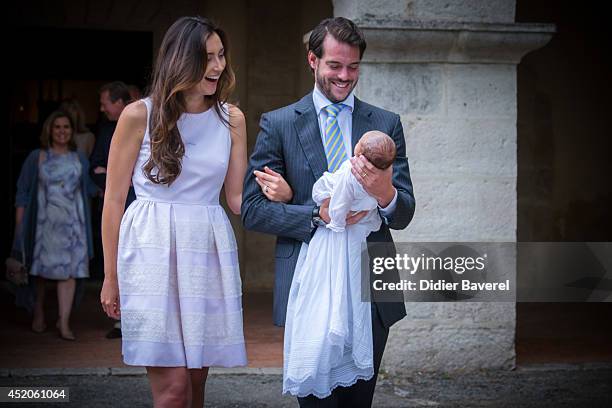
{"left": 242, "top": 17, "right": 416, "bottom": 407}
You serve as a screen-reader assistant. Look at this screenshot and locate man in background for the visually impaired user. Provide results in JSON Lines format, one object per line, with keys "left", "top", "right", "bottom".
{"left": 90, "top": 81, "right": 134, "bottom": 338}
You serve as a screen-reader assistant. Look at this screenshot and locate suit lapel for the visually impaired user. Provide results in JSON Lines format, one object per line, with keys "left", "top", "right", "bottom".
{"left": 294, "top": 94, "right": 328, "bottom": 179}
{"left": 351, "top": 97, "right": 373, "bottom": 151}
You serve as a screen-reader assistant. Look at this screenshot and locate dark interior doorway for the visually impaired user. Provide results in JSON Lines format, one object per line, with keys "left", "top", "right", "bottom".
{"left": 516, "top": 1, "right": 612, "bottom": 365}
{"left": 5, "top": 27, "right": 153, "bottom": 271}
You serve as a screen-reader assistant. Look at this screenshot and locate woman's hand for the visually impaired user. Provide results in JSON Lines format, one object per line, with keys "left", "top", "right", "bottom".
{"left": 100, "top": 278, "right": 121, "bottom": 320}
{"left": 255, "top": 166, "right": 293, "bottom": 203}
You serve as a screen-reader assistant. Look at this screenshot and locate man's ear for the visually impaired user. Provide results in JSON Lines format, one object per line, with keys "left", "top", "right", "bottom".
{"left": 307, "top": 51, "right": 317, "bottom": 71}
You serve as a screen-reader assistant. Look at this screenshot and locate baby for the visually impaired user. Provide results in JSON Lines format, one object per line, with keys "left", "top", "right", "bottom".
{"left": 324, "top": 130, "right": 396, "bottom": 232}
{"left": 283, "top": 131, "right": 397, "bottom": 399}
{"left": 355, "top": 130, "right": 397, "bottom": 170}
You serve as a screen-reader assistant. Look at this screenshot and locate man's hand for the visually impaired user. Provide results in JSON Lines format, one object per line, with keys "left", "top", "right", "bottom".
{"left": 93, "top": 166, "right": 107, "bottom": 175}
{"left": 350, "top": 155, "right": 396, "bottom": 207}
{"left": 255, "top": 166, "right": 293, "bottom": 203}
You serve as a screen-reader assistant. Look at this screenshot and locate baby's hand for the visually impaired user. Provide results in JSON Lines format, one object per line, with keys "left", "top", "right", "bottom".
{"left": 346, "top": 211, "right": 367, "bottom": 225}
{"left": 320, "top": 198, "right": 331, "bottom": 224}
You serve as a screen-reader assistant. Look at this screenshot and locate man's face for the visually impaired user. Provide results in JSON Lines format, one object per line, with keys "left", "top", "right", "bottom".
{"left": 100, "top": 90, "right": 126, "bottom": 121}
{"left": 308, "top": 35, "right": 360, "bottom": 103}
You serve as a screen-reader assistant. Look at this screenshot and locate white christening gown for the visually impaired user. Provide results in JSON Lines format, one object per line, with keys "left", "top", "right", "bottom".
{"left": 283, "top": 160, "right": 381, "bottom": 398}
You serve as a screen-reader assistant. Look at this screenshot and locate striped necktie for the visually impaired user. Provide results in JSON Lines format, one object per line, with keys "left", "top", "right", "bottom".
{"left": 323, "top": 103, "right": 348, "bottom": 172}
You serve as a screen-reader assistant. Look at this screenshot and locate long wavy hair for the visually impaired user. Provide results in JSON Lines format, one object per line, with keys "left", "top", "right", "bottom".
{"left": 144, "top": 16, "right": 236, "bottom": 186}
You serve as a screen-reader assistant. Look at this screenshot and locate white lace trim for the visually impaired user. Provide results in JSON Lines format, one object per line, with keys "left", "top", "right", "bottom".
{"left": 118, "top": 262, "right": 241, "bottom": 298}
{"left": 284, "top": 372, "right": 375, "bottom": 399}
{"left": 121, "top": 308, "right": 245, "bottom": 346}
{"left": 119, "top": 219, "right": 237, "bottom": 252}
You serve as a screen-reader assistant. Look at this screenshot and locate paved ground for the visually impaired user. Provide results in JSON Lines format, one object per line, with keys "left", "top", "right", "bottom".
{"left": 1, "top": 366, "right": 611, "bottom": 407}
{"left": 2, "top": 283, "right": 612, "bottom": 407}
{"left": 2, "top": 283, "right": 611, "bottom": 369}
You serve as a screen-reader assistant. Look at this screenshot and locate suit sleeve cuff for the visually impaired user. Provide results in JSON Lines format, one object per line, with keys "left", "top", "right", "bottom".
{"left": 378, "top": 188, "right": 398, "bottom": 224}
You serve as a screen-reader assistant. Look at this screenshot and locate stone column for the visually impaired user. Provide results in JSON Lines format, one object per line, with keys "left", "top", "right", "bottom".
{"left": 332, "top": 0, "right": 554, "bottom": 372}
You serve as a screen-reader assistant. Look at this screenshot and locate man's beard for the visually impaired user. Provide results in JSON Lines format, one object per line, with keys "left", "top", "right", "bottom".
{"left": 315, "top": 72, "right": 355, "bottom": 104}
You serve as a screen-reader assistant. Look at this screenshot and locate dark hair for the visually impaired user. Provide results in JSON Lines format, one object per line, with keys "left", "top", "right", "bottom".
{"left": 59, "top": 98, "right": 90, "bottom": 133}
{"left": 308, "top": 17, "right": 367, "bottom": 59}
{"left": 144, "top": 16, "right": 236, "bottom": 186}
{"left": 100, "top": 81, "right": 131, "bottom": 104}
{"left": 40, "top": 110, "right": 77, "bottom": 151}
{"left": 361, "top": 131, "right": 396, "bottom": 170}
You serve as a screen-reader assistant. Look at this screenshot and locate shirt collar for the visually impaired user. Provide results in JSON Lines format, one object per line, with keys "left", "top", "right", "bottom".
{"left": 312, "top": 84, "right": 355, "bottom": 116}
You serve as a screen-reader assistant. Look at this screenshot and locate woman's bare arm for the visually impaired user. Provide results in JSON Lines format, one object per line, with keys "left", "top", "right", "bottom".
{"left": 224, "top": 105, "right": 247, "bottom": 215}
{"left": 100, "top": 101, "right": 146, "bottom": 318}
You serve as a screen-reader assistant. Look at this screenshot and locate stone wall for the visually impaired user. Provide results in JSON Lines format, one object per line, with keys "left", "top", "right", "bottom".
{"left": 333, "top": 0, "right": 553, "bottom": 372}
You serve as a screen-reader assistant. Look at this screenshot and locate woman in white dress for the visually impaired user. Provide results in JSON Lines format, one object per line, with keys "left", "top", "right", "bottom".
{"left": 100, "top": 16, "right": 254, "bottom": 407}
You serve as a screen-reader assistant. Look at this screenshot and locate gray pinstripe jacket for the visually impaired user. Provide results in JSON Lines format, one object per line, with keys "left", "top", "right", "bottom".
{"left": 241, "top": 92, "right": 415, "bottom": 327}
